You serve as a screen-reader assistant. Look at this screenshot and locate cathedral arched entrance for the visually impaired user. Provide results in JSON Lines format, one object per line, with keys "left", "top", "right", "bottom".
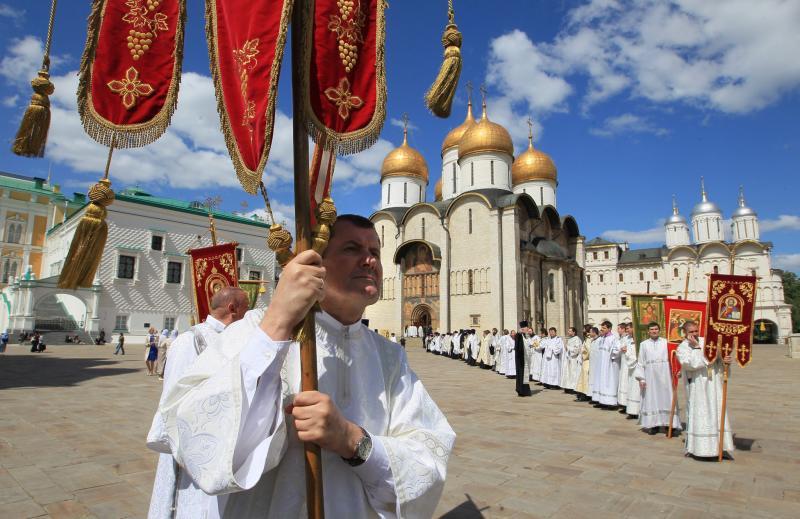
{"left": 395, "top": 240, "right": 441, "bottom": 333}
{"left": 753, "top": 319, "right": 778, "bottom": 344}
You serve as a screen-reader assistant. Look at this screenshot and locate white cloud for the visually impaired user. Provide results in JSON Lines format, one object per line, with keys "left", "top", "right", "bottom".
{"left": 0, "top": 4, "right": 24, "bottom": 24}
{"left": 2, "top": 94, "right": 17, "bottom": 107}
{"left": 590, "top": 113, "right": 669, "bottom": 137}
{"left": 761, "top": 215, "right": 800, "bottom": 233}
{"left": 390, "top": 117, "right": 418, "bottom": 131}
{"left": 601, "top": 225, "right": 664, "bottom": 244}
{"left": 773, "top": 254, "right": 800, "bottom": 273}
{"left": 0, "top": 36, "right": 66, "bottom": 87}
{"left": 485, "top": 0, "right": 800, "bottom": 131}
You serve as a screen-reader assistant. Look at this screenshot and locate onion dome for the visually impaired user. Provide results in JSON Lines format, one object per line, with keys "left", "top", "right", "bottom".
{"left": 511, "top": 124, "right": 557, "bottom": 184}
{"left": 434, "top": 178, "right": 442, "bottom": 201}
{"left": 380, "top": 123, "right": 429, "bottom": 183}
{"left": 667, "top": 195, "right": 687, "bottom": 224}
{"left": 691, "top": 177, "right": 721, "bottom": 217}
{"left": 732, "top": 186, "right": 757, "bottom": 218}
{"left": 441, "top": 98, "right": 476, "bottom": 155}
{"left": 457, "top": 98, "right": 514, "bottom": 159}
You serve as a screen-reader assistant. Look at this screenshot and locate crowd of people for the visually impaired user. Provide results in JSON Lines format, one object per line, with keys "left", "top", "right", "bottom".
{"left": 423, "top": 318, "right": 734, "bottom": 460}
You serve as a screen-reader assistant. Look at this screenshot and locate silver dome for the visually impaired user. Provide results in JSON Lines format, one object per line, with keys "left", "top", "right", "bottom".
{"left": 732, "top": 186, "right": 757, "bottom": 218}
{"left": 691, "top": 178, "right": 721, "bottom": 217}
{"left": 667, "top": 195, "right": 687, "bottom": 224}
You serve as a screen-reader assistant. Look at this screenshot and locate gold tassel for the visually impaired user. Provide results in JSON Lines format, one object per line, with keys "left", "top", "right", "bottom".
{"left": 11, "top": 0, "right": 58, "bottom": 158}
{"left": 424, "top": 0, "right": 462, "bottom": 118}
{"left": 58, "top": 144, "right": 116, "bottom": 289}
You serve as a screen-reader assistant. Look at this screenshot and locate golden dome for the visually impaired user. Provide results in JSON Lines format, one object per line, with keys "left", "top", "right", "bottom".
{"left": 458, "top": 100, "right": 514, "bottom": 159}
{"left": 381, "top": 126, "right": 429, "bottom": 183}
{"left": 434, "top": 177, "right": 442, "bottom": 201}
{"left": 511, "top": 130, "right": 557, "bottom": 184}
{"left": 441, "top": 99, "right": 476, "bottom": 155}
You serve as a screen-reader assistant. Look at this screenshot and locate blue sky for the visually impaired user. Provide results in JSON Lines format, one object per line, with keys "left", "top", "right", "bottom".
{"left": 1, "top": 0, "right": 799, "bottom": 272}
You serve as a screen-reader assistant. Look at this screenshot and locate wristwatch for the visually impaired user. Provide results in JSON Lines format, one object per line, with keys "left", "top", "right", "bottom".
{"left": 342, "top": 427, "right": 372, "bottom": 467}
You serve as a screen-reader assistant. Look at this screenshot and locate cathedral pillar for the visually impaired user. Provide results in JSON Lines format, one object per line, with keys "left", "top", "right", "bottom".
{"left": 501, "top": 208, "right": 521, "bottom": 330}
{"left": 491, "top": 209, "right": 504, "bottom": 329}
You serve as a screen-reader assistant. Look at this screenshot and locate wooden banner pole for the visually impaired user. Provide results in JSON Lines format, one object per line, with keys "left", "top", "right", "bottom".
{"left": 291, "top": 1, "right": 324, "bottom": 516}
{"left": 667, "top": 349, "right": 678, "bottom": 439}
{"left": 717, "top": 338, "right": 733, "bottom": 462}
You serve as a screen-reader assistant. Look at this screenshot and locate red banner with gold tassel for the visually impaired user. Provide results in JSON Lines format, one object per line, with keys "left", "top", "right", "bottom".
{"left": 77, "top": 0, "right": 186, "bottom": 148}
{"left": 663, "top": 298, "right": 707, "bottom": 386}
{"left": 301, "top": 0, "right": 386, "bottom": 154}
{"left": 704, "top": 274, "right": 757, "bottom": 367}
{"left": 188, "top": 243, "right": 240, "bottom": 323}
{"left": 206, "top": 0, "right": 293, "bottom": 194}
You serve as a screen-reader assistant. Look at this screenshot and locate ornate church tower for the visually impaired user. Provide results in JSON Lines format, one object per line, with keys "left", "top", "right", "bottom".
{"left": 455, "top": 86, "right": 514, "bottom": 196}
{"left": 440, "top": 85, "right": 475, "bottom": 201}
{"left": 691, "top": 178, "right": 724, "bottom": 244}
{"left": 379, "top": 116, "right": 428, "bottom": 209}
{"left": 731, "top": 186, "right": 760, "bottom": 242}
{"left": 665, "top": 195, "right": 691, "bottom": 248}
{"left": 511, "top": 118, "right": 558, "bottom": 208}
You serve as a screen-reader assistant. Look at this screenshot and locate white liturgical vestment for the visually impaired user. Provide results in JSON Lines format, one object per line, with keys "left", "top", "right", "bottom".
{"left": 592, "top": 334, "right": 620, "bottom": 405}
{"left": 530, "top": 336, "right": 543, "bottom": 382}
{"left": 562, "top": 336, "right": 583, "bottom": 390}
{"left": 153, "top": 310, "right": 455, "bottom": 518}
{"left": 677, "top": 338, "right": 733, "bottom": 457}
{"left": 147, "top": 315, "right": 226, "bottom": 519}
{"left": 503, "top": 335, "right": 516, "bottom": 376}
{"left": 539, "top": 337, "right": 563, "bottom": 386}
{"left": 634, "top": 338, "right": 680, "bottom": 430}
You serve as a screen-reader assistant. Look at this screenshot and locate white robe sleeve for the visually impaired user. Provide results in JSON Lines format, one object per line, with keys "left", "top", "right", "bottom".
{"left": 677, "top": 339, "right": 708, "bottom": 373}
{"left": 625, "top": 338, "right": 638, "bottom": 368}
{"left": 609, "top": 336, "right": 621, "bottom": 360}
{"left": 380, "top": 349, "right": 456, "bottom": 518}
{"left": 634, "top": 341, "right": 647, "bottom": 381}
{"left": 159, "top": 327, "right": 292, "bottom": 495}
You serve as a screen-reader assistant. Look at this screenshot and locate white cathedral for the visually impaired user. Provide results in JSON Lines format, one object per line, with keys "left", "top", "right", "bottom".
{"left": 365, "top": 97, "right": 585, "bottom": 334}
{"left": 584, "top": 181, "right": 793, "bottom": 343}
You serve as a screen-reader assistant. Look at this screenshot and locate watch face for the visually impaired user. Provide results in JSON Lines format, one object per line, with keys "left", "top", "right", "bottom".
{"left": 357, "top": 434, "right": 372, "bottom": 460}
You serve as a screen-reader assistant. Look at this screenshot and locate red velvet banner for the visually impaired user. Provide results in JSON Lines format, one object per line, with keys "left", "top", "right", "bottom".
{"left": 664, "top": 298, "right": 707, "bottom": 386}
{"left": 704, "top": 274, "right": 757, "bottom": 367}
{"left": 206, "top": 0, "right": 292, "bottom": 194}
{"left": 78, "top": 0, "right": 186, "bottom": 148}
{"left": 302, "top": 0, "right": 386, "bottom": 154}
{"left": 189, "top": 243, "right": 239, "bottom": 323}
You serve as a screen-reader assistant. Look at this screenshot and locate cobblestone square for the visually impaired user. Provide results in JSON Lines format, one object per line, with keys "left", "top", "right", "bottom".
{"left": 0, "top": 341, "right": 798, "bottom": 518}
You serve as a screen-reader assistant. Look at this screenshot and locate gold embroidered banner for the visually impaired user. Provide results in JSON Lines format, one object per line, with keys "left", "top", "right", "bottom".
{"left": 78, "top": 0, "right": 186, "bottom": 148}
{"left": 704, "top": 274, "right": 757, "bottom": 367}
{"left": 189, "top": 243, "right": 239, "bottom": 323}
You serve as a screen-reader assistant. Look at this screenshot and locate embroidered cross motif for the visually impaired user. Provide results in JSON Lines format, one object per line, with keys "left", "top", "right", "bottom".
{"left": 107, "top": 67, "right": 154, "bottom": 109}
{"left": 324, "top": 77, "right": 363, "bottom": 120}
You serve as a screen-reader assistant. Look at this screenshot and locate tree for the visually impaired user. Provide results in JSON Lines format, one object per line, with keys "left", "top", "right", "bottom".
{"left": 781, "top": 271, "right": 800, "bottom": 333}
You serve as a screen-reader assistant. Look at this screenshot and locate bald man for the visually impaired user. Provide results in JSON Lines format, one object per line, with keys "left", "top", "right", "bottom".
{"left": 147, "top": 286, "right": 250, "bottom": 518}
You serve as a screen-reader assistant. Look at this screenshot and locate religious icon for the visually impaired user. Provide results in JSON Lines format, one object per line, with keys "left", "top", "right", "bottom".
{"left": 668, "top": 309, "right": 702, "bottom": 342}
{"left": 718, "top": 295, "right": 743, "bottom": 322}
{"left": 640, "top": 302, "right": 658, "bottom": 324}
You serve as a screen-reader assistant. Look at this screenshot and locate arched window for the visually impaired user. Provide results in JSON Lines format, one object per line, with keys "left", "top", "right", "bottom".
{"left": 673, "top": 267, "right": 679, "bottom": 278}
{"left": 548, "top": 273, "right": 555, "bottom": 302}
{"left": 419, "top": 184, "right": 423, "bottom": 202}
{"left": 601, "top": 297, "right": 606, "bottom": 306}
{"left": 490, "top": 160, "right": 494, "bottom": 184}
{"left": 452, "top": 163, "right": 457, "bottom": 193}
{"left": 639, "top": 271, "right": 644, "bottom": 281}
{"left": 470, "top": 163, "right": 474, "bottom": 186}
{"left": 468, "top": 270, "right": 474, "bottom": 294}
{"left": 468, "top": 208, "right": 473, "bottom": 234}
{"left": 599, "top": 274, "right": 604, "bottom": 283}
{"left": 403, "top": 182, "right": 407, "bottom": 204}
{"left": 619, "top": 273, "right": 624, "bottom": 282}
{"left": 713, "top": 265, "right": 719, "bottom": 274}
{"left": 380, "top": 225, "right": 384, "bottom": 247}
{"left": 387, "top": 183, "right": 391, "bottom": 202}
{"left": 421, "top": 218, "right": 426, "bottom": 240}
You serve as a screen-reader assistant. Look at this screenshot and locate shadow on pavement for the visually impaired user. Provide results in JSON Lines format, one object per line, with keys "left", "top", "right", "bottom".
{"left": 439, "top": 494, "right": 489, "bottom": 518}
{"left": 0, "top": 355, "right": 139, "bottom": 389}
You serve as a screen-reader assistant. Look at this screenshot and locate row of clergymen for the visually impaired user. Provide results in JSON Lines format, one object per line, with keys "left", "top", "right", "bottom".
{"left": 423, "top": 319, "right": 734, "bottom": 460}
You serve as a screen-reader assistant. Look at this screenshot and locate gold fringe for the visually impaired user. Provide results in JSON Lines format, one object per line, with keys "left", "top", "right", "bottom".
{"left": 12, "top": 71, "right": 55, "bottom": 157}
{"left": 58, "top": 178, "right": 115, "bottom": 289}
{"left": 77, "top": 0, "right": 186, "bottom": 149}
{"left": 300, "top": 0, "right": 387, "bottom": 155}
{"left": 205, "top": 0, "right": 294, "bottom": 194}
{"left": 425, "top": 21, "right": 462, "bottom": 118}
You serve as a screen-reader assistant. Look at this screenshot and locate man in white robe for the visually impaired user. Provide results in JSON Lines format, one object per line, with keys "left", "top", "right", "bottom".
{"left": 624, "top": 322, "right": 642, "bottom": 417}
{"left": 477, "top": 330, "right": 492, "bottom": 368}
{"left": 469, "top": 330, "right": 480, "bottom": 366}
{"left": 147, "top": 287, "right": 250, "bottom": 518}
{"left": 491, "top": 329, "right": 500, "bottom": 372}
{"left": 635, "top": 322, "right": 681, "bottom": 433}
{"left": 677, "top": 320, "right": 734, "bottom": 459}
{"left": 591, "top": 321, "right": 621, "bottom": 406}
{"left": 523, "top": 329, "right": 534, "bottom": 382}
{"left": 530, "top": 330, "right": 545, "bottom": 383}
{"left": 442, "top": 333, "right": 451, "bottom": 356}
{"left": 539, "top": 327, "right": 563, "bottom": 388}
{"left": 575, "top": 327, "right": 597, "bottom": 401}
{"left": 503, "top": 330, "right": 516, "bottom": 378}
{"left": 496, "top": 330, "right": 508, "bottom": 375}
{"left": 562, "top": 327, "right": 583, "bottom": 392}
{"left": 154, "top": 215, "right": 455, "bottom": 517}
{"left": 617, "top": 324, "right": 632, "bottom": 409}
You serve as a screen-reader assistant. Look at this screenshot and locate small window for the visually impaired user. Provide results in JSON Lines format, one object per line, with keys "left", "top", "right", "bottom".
{"left": 249, "top": 270, "right": 262, "bottom": 280}
{"left": 592, "top": 252, "right": 598, "bottom": 260}
{"left": 388, "top": 183, "right": 391, "bottom": 201}
{"left": 117, "top": 255, "right": 135, "bottom": 279}
{"left": 604, "top": 251, "right": 609, "bottom": 259}
{"left": 618, "top": 273, "right": 623, "bottom": 282}
{"left": 114, "top": 315, "right": 129, "bottom": 331}
{"left": 166, "top": 261, "right": 182, "bottom": 284}
{"left": 490, "top": 161, "right": 495, "bottom": 184}
{"left": 163, "top": 316, "right": 176, "bottom": 331}
{"left": 380, "top": 225, "right": 385, "bottom": 247}
{"left": 639, "top": 271, "right": 644, "bottom": 281}
{"left": 470, "top": 314, "right": 480, "bottom": 326}
{"left": 751, "top": 269, "right": 756, "bottom": 277}
{"left": 151, "top": 235, "right": 163, "bottom": 251}
{"left": 601, "top": 297, "right": 606, "bottom": 306}
{"left": 403, "top": 182, "right": 407, "bottom": 204}
{"left": 468, "top": 208, "right": 473, "bottom": 234}
{"left": 713, "top": 265, "right": 719, "bottom": 274}
{"left": 236, "top": 247, "right": 243, "bottom": 262}
{"left": 653, "top": 271, "right": 658, "bottom": 280}
{"left": 621, "top": 296, "right": 627, "bottom": 306}
{"left": 470, "top": 163, "right": 474, "bottom": 186}
{"left": 673, "top": 268, "right": 679, "bottom": 278}
{"left": 548, "top": 273, "right": 555, "bottom": 302}
{"left": 599, "top": 274, "right": 604, "bottom": 283}
{"left": 468, "top": 270, "right": 474, "bottom": 295}
{"left": 587, "top": 274, "right": 591, "bottom": 283}
{"left": 452, "top": 163, "right": 457, "bottom": 192}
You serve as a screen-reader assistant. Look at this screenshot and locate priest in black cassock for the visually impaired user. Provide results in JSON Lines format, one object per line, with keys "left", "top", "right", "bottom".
{"left": 515, "top": 321, "right": 532, "bottom": 396}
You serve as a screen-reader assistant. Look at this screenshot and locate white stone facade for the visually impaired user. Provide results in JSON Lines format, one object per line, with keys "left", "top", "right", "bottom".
{"left": 2, "top": 189, "right": 274, "bottom": 340}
